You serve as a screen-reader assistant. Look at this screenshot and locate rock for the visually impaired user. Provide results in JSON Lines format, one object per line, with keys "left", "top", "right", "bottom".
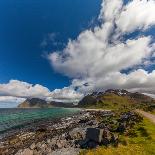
{"left": 46, "top": 147, "right": 52, "bottom": 153}
{"left": 56, "top": 140, "right": 63, "bottom": 149}
{"left": 110, "top": 133, "right": 119, "bottom": 146}
{"left": 86, "top": 128, "right": 103, "bottom": 143}
{"left": 79, "top": 118, "right": 89, "bottom": 124}
{"left": 65, "top": 132, "right": 72, "bottom": 140}
{"left": 102, "top": 128, "right": 111, "bottom": 139}
{"left": 41, "top": 143, "right": 47, "bottom": 149}
{"left": 33, "top": 149, "right": 40, "bottom": 155}
{"left": 36, "top": 128, "right": 47, "bottom": 132}
{"left": 87, "top": 140, "right": 98, "bottom": 148}
{"left": 117, "top": 122, "right": 126, "bottom": 133}
{"left": 101, "top": 138, "right": 110, "bottom": 146}
{"left": 36, "top": 142, "right": 42, "bottom": 150}
{"left": 47, "top": 139, "right": 51, "bottom": 144}
{"left": 69, "top": 128, "right": 86, "bottom": 140}
{"left": 30, "top": 143, "right": 36, "bottom": 150}
{"left": 101, "top": 128, "right": 112, "bottom": 146}
{"left": 51, "top": 147, "right": 80, "bottom": 155}
{"left": 15, "top": 149, "right": 23, "bottom": 155}
{"left": 21, "top": 148, "right": 33, "bottom": 155}
{"left": 49, "top": 138, "right": 57, "bottom": 146}
{"left": 76, "top": 139, "right": 89, "bottom": 148}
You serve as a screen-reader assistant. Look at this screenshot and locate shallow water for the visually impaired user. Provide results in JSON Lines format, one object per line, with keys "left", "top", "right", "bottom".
{"left": 0, "top": 108, "right": 80, "bottom": 134}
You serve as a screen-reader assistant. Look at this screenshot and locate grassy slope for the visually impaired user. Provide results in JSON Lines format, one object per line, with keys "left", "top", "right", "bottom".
{"left": 83, "top": 94, "right": 135, "bottom": 110}
{"left": 81, "top": 93, "right": 155, "bottom": 112}
{"left": 80, "top": 118, "right": 155, "bottom": 155}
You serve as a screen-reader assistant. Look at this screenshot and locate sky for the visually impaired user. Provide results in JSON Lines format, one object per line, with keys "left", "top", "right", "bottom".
{"left": 0, "top": 0, "right": 155, "bottom": 107}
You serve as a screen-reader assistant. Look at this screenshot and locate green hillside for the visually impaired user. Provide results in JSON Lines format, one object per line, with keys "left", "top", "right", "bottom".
{"left": 78, "top": 90, "right": 155, "bottom": 111}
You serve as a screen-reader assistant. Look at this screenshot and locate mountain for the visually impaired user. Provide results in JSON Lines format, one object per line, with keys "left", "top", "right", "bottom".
{"left": 49, "top": 101, "right": 76, "bottom": 108}
{"left": 18, "top": 98, "right": 76, "bottom": 108}
{"left": 78, "top": 89, "right": 155, "bottom": 111}
{"left": 18, "top": 98, "right": 49, "bottom": 108}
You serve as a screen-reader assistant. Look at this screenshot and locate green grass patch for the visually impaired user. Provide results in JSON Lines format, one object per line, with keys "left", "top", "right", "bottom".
{"left": 82, "top": 94, "right": 136, "bottom": 111}
{"left": 80, "top": 118, "right": 155, "bottom": 155}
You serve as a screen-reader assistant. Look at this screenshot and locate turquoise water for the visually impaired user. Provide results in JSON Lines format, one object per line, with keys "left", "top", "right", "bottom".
{"left": 0, "top": 108, "right": 80, "bottom": 133}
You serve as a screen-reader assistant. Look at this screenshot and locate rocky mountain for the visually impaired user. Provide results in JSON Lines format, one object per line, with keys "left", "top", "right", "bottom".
{"left": 18, "top": 98, "right": 49, "bottom": 108}
{"left": 78, "top": 89, "right": 155, "bottom": 111}
{"left": 18, "top": 98, "right": 75, "bottom": 108}
{"left": 49, "top": 101, "right": 75, "bottom": 108}
{"left": 18, "top": 89, "right": 155, "bottom": 110}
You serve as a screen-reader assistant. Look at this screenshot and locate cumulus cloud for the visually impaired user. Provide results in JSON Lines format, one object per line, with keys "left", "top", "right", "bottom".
{"left": 48, "top": 0, "right": 155, "bottom": 95}
{"left": 0, "top": 80, "right": 83, "bottom": 105}
{"left": 47, "top": 87, "right": 83, "bottom": 103}
{"left": 0, "top": 96, "right": 25, "bottom": 108}
{"left": 0, "top": 96, "right": 25, "bottom": 103}
{"left": 116, "top": 0, "right": 155, "bottom": 33}
{"left": 0, "top": 80, "right": 50, "bottom": 99}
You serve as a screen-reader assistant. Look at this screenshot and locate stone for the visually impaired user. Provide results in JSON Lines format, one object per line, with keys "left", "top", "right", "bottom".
{"left": 117, "top": 123, "right": 126, "bottom": 133}
{"left": 51, "top": 147, "right": 80, "bottom": 155}
{"left": 86, "top": 128, "right": 103, "bottom": 143}
{"left": 102, "top": 128, "right": 111, "bottom": 139}
{"left": 47, "top": 139, "right": 51, "bottom": 144}
{"left": 69, "top": 128, "right": 85, "bottom": 140}
{"left": 50, "top": 138, "right": 57, "bottom": 146}
{"left": 110, "top": 133, "right": 119, "bottom": 146}
{"left": 21, "top": 148, "right": 33, "bottom": 155}
{"left": 36, "top": 142, "right": 42, "bottom": 150}
{"left": 56, "top": 141, "right": 63, "bottom": 149}
{"left": 30, "top": 143, "right": 36, "bottom": 150}
{"left": 87, "top": 140, "right": 98, "bottom": 148}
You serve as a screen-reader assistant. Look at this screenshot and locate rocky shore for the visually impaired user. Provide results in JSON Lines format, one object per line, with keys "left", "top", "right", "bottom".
{"left": 0, "top": 110, "right": 143, "bottom": 155}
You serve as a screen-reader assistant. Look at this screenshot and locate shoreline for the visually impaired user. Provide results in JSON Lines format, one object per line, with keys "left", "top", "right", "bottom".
{"left": 0, "top": 108, "right": 82, "bottom": 140}
{"left": 83, "top": 108, "right": 111, "bottom": 112}
{"left": 0, "top": 110, "right": 113, "bottom": 155}
{"left": 0, "top": 109, "right": 142, "bottom": 155}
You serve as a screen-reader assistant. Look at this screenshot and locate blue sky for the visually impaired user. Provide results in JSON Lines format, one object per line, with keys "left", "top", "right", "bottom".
{"left": 0, "top": 0, "right": 155, "bottom": 107}
{"left": 0, "top": 0, "right": 101, "bottom": 90}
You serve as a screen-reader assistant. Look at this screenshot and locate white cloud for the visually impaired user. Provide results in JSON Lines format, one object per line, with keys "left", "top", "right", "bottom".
{"left": 0, "top": 96, "right": 25, "bottom": 103}
{"left": 0, "top": 80, "right": 50, "bottom": 99}
{"left": 0, "top": 96, "right": 25, "bottom": 108}
{"left": 116, "top": 0, "right": 155, "bottom": 33}
{"left": 99, "top": 0, "right": 123, "bottom": 21}
{"left": 69, "top": 69, "right": 155, "bottom": 94}
{"left": 47, "top": 87, "right": 83, "bottom": 103}
{"left": 0, "top": 80, "right": 83, "bottom": 105}
{"left": 48, "top": 0, "right": 155, "bottom": 96}
{"left": 50, "top": 87, "right": 83, "bottom": 100}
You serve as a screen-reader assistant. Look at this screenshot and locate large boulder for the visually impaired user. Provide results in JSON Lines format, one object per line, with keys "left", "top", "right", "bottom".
{"left": 86, "top": 128, "right": 103, "bottom": 143}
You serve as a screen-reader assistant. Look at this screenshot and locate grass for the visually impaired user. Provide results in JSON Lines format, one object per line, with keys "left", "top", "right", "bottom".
{"left": 79, "top": 118, "right": 155, "bottom": 155}
{"left": 82, "top": 94, "right": 135, "bottom": 111}
{"left": 150, "top": 110, "right": 155, "bottom": 115}
{"left": 80, "top": 93, "right": 155, "bottom": 112}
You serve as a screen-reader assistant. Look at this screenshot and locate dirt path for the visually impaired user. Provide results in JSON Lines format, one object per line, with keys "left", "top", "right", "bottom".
{"left": 136, "top": 109, "right": 155, "bottom": 124}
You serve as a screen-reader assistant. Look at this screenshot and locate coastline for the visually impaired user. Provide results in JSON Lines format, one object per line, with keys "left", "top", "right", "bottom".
{"left": 84, "top": 108, "right": 111, "bottom": 112}
{"left": 0, "top": 109, "right": 112, "bottom": 155}
{"left": 0, "top": 108, "right": 81, "bottom": 140}
{"left": 0, "top": 109, "right": 142, "bottom": 155}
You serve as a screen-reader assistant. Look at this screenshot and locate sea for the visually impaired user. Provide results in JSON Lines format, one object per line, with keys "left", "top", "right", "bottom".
{"left": 0, "top": 108, "right": 80, "bottom": 137}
